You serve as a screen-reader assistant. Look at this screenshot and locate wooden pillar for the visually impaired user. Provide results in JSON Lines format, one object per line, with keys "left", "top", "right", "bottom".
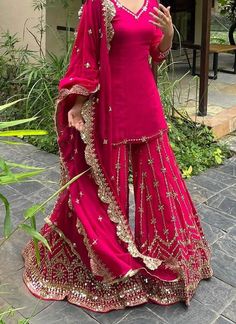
{"left": 198, "top": 0, "right": 211, "bottom": 116}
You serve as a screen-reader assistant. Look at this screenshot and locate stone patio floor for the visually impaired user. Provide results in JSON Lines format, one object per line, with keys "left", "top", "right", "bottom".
{"left": 0, "top": 137, "right": 236, "bottom": 324}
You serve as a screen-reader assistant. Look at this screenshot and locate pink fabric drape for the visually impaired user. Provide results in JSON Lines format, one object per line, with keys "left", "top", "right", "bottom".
{"left": 22, "top": 0, "right": 213, "bottom": 312}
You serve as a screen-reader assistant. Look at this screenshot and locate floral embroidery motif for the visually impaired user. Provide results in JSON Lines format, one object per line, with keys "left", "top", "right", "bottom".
{"left": 22, "top": 225, "right": 213, "bottom": 311}
{"left": 84, "top": 62, "right": 91, "bottom": 68}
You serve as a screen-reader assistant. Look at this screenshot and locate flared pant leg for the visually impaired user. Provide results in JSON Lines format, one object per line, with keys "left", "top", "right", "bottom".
{"left": 112, "top": 129, "right": 209, "bottom": 266}
{"left": 21, "top": 128, "right": 213, "bottom": 312}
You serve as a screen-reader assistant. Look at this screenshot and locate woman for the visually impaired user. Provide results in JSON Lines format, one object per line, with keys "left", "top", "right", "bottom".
{"left": 22, "top": 0, "right": 213, "bottom": 312}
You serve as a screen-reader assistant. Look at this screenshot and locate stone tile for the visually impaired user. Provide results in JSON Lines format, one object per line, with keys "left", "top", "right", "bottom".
{"left": 0, "top": 148, "right": 26, "bottom": 162}
{"left": 227, "top": 155, "right": 236, "bottom": 165}
{"left": 27, "top": 151, "right": 59, "bottom": 166}
{"left": 31, "top": 300, "right": 99, "bottom": 324}
{"left": 201, "top": 221, "right": 225, "bottom": 245}
{"left": 193, "top": 276, "right": 236, "bottom": 313}
{"left": 0, "top": 189, "right": 23, "bottom": 207}
{"left": 217, "top": 164, "right": 236, "bottom": 177}
{"left": 16, "top": 157, "right": 49, "bottom": 168}
{"left": 208, "top": 91, "right": 236, "bottom": 109}
{"left": 0, "top": 268, "right": 53, "bottom": 318}
{"left": 26, "top": 187, "right": 57, "bottom": 205}
{"left": 0, "top": 297, "right": 26, "bottom": 324}
{"left": 222, "top": 297, "right": 236, "bottom": 323}
{"left": 205, "top": 194, "right": 236, "bottom": 217}
{"left": 147, "top": 298, "right": 218, "bottom": 324}
{"left": 5, "top": 197, "right": 38, "bottom": 230}
{"left": 34, "top": 170, "right": 60, "bottom": 189}
{"left": 85, "top": 307, "right": 131, "bottom": 324}
{"left": 197, "top": 204, "right": 236, "bottom": 231}
{"left": 213, "top": 315, "right": 235, "bottom": 324}
{"left": 228, "top": 226, "right": 236, "bottom": 236}
{"left": 190, "top": 174, "right": 229, "bottom": 193}
{"left": 185, "top": 182, "right": 214, "bottom": 204}
{"left": 211, "top": 247, "right": 236, "bottom": 287}
{"left": 0, "top": 229, "right": 31, "bottom": 276}
{"left": 0, "top": 185, "right": 20, "bottom": 199}
{"left": 8, "top": 180, "right": 46, "bottom": 196}
{"left": 203, "top": 169, "right": 236, "bottom": 186}
{"left": 213, "top": 233, "right": 236, "bottom": 258}
{"left": 217, "top": 185, "right": 236, "bottom": 201}
{"left": 118, "top": 306, "right": 166, "bottom": 324}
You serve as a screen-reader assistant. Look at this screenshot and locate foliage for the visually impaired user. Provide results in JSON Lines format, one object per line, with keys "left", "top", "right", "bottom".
{"left": 0, "top": 100, "right": 48, "bottom": 241}
{"left": 218, "top": 0, "right": 236, "bottom": 21}
{"left": 0, "top": 304, "right": 30, "bottom": 323}
{"left": 0, "top": 0, "right": 75, "bottom": 152}
{"left": 167, "top": 117, "right": 231, "bottom": 177}
{"left": 156, "top": 61, "right": 232, "bottom": 178}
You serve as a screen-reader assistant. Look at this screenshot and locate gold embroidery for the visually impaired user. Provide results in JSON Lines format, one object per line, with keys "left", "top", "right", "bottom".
{"left": 22, "top": 225, "right": 213, "bottom": 312}
{"left": 102, "top": 0, "right": 116, "bottom": 50}
{"left": 112, "top": 129, "right": 168, "bottom": 146}
{"left": 75, "top": 218, "right": 114, "bottom": 281}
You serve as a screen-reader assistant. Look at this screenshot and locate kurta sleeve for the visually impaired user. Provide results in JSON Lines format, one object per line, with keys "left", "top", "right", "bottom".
{"left": 149, "top": 26, "right": 171, "bottom": 64}
{"left": 59, "top": 0, "right": 101, "bottom": 95}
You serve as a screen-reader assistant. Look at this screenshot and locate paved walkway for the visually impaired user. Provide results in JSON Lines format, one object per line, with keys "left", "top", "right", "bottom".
{"left": 0, "top": 138, "right": 236, "bottom": 324}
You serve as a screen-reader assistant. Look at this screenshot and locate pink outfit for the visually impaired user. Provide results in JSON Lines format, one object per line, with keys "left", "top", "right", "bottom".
{"left": 109, "top": 0, "right": 168, "bottom": 144}
{"left": 21, "top": 0, "right": 213, "bottom": 313}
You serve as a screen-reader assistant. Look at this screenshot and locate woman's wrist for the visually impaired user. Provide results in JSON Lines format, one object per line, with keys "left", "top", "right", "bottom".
{"left": 159, "top": 31, "right": 173, "bottom": 53}
{"left": 72, "top": 94, "right": 89, "bottom": 110}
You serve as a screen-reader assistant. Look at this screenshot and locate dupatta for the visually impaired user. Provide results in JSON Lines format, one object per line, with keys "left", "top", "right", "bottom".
{"left": 54, "top": 0, "right": 180, "bottom": 283}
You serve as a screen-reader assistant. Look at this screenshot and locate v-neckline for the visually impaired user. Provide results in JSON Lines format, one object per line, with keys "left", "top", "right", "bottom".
{"left": 114, "top": 0, "right": 148, "bottom": 19}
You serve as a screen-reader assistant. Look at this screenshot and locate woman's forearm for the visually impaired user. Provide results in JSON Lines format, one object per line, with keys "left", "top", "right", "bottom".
{"left": 159, "top": 31, "right": 173, "bottom": 53}
{"left": 74, "top": 94, "right": 89, "bottom": 108}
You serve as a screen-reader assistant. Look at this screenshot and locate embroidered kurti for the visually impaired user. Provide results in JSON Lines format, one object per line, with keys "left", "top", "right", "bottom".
{"left": 109, "top": 0, "right": 169, "bottom": 144}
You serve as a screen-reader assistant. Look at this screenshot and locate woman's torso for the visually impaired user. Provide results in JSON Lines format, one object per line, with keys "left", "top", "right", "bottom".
{"left": 109, "top": 0, "right": 168, "bottom": 145}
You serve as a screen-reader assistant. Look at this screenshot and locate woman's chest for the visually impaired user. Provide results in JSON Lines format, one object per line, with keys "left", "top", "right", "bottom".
{"left": 110, "top": 0, "right": 158, "bottom": 46}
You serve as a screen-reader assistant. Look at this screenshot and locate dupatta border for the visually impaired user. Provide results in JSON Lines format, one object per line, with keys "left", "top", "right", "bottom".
{"left": 102, "top": 0, "right": 116, "bottom": 50}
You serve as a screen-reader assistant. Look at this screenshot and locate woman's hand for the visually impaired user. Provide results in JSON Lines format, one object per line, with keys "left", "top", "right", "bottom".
{"left": 68, "top": 104, "right": 85, "bottom": 132}
{"left": 68, "top": 95, "right": 88, "bottom": 132}
{"left": 149, "top": 4, "right": 174, "bottom": 38}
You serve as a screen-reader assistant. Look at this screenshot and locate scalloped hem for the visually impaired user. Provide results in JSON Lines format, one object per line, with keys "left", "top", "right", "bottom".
{"left": 21, "top": 225, "right": 214, "bottom": 313}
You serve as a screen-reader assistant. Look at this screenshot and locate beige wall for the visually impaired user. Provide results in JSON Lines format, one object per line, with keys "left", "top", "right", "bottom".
{"left": 0, "top": 0, "right": 83, "bottom": 57}
{"left": 0, "top": 0, "right": 46, "bottom": 55}
{"left": 46, "top": 0, "right": 82, "bottom": 57}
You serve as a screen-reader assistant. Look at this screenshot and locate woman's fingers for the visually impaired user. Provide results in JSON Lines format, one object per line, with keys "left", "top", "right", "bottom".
{"left": 68, "top": 109, "right": 85, "bottom": 131}
{"left": 159, "top": 4, "right": 171, "bottom": 17}
{"left": 149, "top": 13, "right": 166, "bottom": 28}
{"left": 149, "top": 5, "right": 173, "bottom": 34}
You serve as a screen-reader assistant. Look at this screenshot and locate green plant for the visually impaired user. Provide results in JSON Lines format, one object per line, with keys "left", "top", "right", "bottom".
{"left": 156, "top": 61, "right": 232, "bottom": 177}
{"left": 0, "top": 99, "right": 47, "bottom": 237}
{"left": 218, "top": 0, "right": 236, "bottom": 22}
{"left": 0, "top": 304, "right": 30, "bottom": 324}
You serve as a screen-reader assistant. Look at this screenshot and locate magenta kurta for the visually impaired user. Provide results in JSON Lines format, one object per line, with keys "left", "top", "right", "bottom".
{"left": 110, "top": 0, "right": 168, "bottom": 144}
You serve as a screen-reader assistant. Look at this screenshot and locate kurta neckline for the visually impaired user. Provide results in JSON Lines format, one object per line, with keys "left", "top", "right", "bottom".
{"left": 113, "top": 0, "right": 149, "bottom": 19}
